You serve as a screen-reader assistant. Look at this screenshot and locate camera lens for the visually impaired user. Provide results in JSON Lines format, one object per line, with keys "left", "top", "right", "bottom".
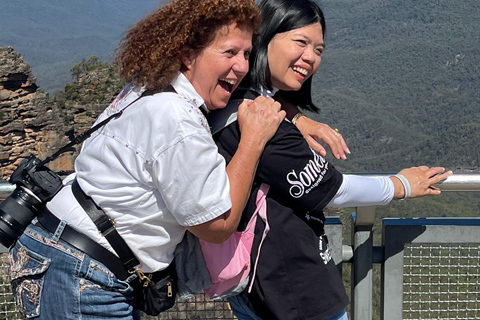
{"left": 0, "top": 187, "right": 43, "bottom": 248}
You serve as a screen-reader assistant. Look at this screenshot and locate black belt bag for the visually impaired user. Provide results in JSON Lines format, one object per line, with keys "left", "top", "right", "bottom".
{"left": 131, "top": 262, "right": 178, "bottom": 315}
{"left": 71, "top": 179, "right": 177, "bottom": 316}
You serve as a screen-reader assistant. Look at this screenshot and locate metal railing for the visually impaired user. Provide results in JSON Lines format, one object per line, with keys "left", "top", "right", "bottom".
{"left": 0, "top": 172, "right": 479, "bottom": 319}
{"left": 342, "top": 172, "right": 480, "bottom": 320}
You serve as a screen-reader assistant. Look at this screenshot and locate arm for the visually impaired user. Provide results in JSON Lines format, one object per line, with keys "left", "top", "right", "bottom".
{"left": 328, "top": 167, "right": 453, "bottom": 207}
{"left": 276, "top": 95, "right": 350, "bottom": 160}
{"left": 187, "top": 96, "right": 285, "bottom": 243}
{"left": 215, "top": 118, "right": 344, "bottom": 217}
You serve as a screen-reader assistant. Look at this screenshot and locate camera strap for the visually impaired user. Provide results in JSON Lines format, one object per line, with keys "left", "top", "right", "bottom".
{"left": 39, "top": 95, "right": 144, "bottom": 167}
{"left": 44, "top": 86, "right": 177, "bottom": 274}
{"left": 40, "top": 85, "right": 175, "bottom": 168}
{"left": 71, "top": 178, "right": 140, "bottom": 273}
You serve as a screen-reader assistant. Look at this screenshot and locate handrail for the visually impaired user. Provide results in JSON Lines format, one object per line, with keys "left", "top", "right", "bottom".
{"left": 0, "top": 181, "right": 14, "bottom": 200}
{"left": 1, "top": 172, "right": 479, "bottom": 201}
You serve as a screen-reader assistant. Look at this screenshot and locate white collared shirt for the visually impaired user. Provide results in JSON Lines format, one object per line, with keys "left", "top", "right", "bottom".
{"left": 47, "top": 73, "right": 231, "bottom": 272}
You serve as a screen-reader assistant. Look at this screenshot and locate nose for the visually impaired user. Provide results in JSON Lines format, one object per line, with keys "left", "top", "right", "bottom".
{"left": 233, "top": 55, "right": 249, "bottom": 75}
{"left": 302, "top": 47, "right": 317, "bottom": 65}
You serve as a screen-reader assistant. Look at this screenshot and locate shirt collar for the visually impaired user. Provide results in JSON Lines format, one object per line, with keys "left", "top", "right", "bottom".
{"left": 257, "top": 85, "right": 279, "bottom": 98}
{"left": 172, "top": 72, "right": 209, "bottom": 113}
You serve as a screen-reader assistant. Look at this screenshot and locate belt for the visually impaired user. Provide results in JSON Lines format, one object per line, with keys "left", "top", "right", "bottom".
{"left": 36, "top": 208, "right": 129, "bottom": 280}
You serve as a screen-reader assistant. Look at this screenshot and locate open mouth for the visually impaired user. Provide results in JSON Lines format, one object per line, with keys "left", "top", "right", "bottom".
{"left": 293, "top": 66, "right": 308, "bottom": 78}
{"left": 219, "top": 78, "right": 236, "bottom": 93}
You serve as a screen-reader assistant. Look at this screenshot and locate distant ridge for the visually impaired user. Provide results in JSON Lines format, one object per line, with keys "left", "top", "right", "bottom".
{"left": 0, "top": 0, "right": 478, "bottom": 172}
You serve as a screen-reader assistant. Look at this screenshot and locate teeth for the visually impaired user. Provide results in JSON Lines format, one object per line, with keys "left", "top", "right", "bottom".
{"left": 221, "top": 79, "right": 237, "bottom": 85}
{"left": 293, "top": 67, "right": 308, "bottom": 76}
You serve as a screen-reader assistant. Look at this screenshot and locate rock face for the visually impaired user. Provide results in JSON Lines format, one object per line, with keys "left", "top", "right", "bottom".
{"left": 0, "top": 47, "right": 121, "bottom": 179}
{"left": 0, "top": 46, "right": 71, "bottom": 178}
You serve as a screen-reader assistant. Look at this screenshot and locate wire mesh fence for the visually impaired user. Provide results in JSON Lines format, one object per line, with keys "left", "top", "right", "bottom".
{"left": 2, "top": 242, "right": 480, "bottom": 319}
{"left": 403, "top": 243, "right": 480, "bottom": 320}
{"left": 142, "top": 295, "right": 237, "bottom": 320}
{"left": 0, "top": 254, "right": 22, "bottom": 320}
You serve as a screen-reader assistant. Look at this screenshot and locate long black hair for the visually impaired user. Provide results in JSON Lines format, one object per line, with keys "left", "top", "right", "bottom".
{"left": 245, "top": 0, "right": 326, "bottom": 112}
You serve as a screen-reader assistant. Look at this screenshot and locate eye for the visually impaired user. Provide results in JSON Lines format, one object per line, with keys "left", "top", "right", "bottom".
{"left": 315, "top": 47, "right": 324, "bottom": 56}
{"left": 244, "top": 50, "right": 251, "bottom": 60}
{"left": 225, "top": 49, "right": 236, "bottom": 57}
{"left": 295, "top": 39, "right": 307, "bottom": 46}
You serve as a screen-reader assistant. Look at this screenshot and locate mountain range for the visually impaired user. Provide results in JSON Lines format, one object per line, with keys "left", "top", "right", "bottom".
{"left": 1, "top": 0, "right": 479, "bottom": 173}
{"left": 1, "top": 0, "right": 480, "bottom": 230}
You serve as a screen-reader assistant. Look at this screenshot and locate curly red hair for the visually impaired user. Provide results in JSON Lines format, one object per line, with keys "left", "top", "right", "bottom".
{"left": 115, "top": 0, "right": 260, "bottom": 91}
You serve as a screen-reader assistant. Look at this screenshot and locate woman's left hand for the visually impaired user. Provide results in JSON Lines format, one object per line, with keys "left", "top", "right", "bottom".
{"left": 295, "top": 116, "right": 350, "bottom": 160}
{"left": 394, "top": 166, "right": 453, "bottom": 199}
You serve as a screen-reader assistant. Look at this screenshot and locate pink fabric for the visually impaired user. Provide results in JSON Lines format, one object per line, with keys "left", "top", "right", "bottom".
{"left": 201, "top": 183, "right": 270, "bottom": 298}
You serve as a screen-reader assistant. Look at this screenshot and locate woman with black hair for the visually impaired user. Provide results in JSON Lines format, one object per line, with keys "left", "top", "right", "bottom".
{"left": 208, "top": 0, "right": 452, "bottom": 319}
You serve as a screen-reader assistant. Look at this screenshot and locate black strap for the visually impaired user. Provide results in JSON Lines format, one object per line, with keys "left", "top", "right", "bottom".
{"left": 39, "top": 94, "right": 143, "bottom": 167}
{"left": 41, "top": 85, "right": 177, "bottom": 168}
{"left": 36, "top": 208, "right": 129, "bottom": 280}
{"left": 71, "top": 179, "right": 140, "bottom": 273}
{"left": 44, "top": 86, "right": 179, "bottom": 274}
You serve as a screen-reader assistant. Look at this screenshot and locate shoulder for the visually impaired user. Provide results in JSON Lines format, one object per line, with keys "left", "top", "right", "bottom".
{"left": 265, "top": 120, "right": 306, "bottom": 150}
{"left": 132, "top": 91, "right": 211, "bottom": 135}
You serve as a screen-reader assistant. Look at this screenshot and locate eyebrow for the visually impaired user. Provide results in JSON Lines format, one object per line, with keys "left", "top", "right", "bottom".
{"left": 293, "top": 32, "right": 325, "bottom": 48}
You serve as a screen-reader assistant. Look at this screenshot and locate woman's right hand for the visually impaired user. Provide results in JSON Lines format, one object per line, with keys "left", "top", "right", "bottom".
{"left": 189, "top": 96, "right": 285, "bottom": 244}
{"left": 295, "top": 116, "right": 350, "bottom": 160}
{"left": 236, "top": 96, "right": 286, "bottom": 149}
{"left": 391, "top": 166, "right": 453, "bottom": 199}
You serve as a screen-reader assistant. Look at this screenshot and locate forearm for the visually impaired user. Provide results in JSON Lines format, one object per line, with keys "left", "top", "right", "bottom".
{"left": 328, "top": 175, "right": 394, "bottom": 208}
{"left": 189, "top": 96, "right": 284, "bottom": 243}
{"left": 223, "top": 139, "right": 263, "bottom": 234}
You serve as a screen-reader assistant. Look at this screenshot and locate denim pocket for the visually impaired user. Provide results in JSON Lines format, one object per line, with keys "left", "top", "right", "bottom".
{"left": 9, "top": 241, "right": 51, "bottom": 318}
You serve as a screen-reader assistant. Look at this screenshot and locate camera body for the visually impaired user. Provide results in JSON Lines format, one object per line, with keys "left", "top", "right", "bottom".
{"left": 0, "top": 156, "right": 63, "bottom": 248}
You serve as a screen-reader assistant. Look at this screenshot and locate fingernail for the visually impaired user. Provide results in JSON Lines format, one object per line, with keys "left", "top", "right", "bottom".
{"left": 346, "top": 148, "right": 351, "bottom": 154}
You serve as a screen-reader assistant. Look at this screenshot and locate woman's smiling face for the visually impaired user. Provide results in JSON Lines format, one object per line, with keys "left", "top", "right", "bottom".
{"left": 267, "top": 22, "right": 324, "bottom": 91}
{"left": 182, "top": 22, "right": 253, "bottom": 110}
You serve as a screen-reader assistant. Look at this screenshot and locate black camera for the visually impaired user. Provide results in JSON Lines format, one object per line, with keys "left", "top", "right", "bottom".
{"left": 0, "top": 156, "right": 63, "bottom": 248}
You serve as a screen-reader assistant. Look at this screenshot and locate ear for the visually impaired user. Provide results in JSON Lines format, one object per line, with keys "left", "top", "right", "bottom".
{"left": 181, "top": 49, "right": 196, "bottom": 70}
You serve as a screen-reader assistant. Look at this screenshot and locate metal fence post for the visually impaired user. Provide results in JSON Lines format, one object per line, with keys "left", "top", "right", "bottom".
{"left": 351, "top": 206, "right": 376, "bottom": 320}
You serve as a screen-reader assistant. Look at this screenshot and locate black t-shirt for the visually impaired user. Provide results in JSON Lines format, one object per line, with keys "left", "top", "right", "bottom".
{"left": 214, "top": 114, "right": 348, "bottom": 320}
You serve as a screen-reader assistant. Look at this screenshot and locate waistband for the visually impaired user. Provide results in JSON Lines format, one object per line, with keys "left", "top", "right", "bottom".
{"left": 36, "top": 207, "right": 130, "bottom": 280}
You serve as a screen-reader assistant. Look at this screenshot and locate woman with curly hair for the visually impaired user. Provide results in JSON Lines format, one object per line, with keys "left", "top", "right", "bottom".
{"left": 8, "top": 0, "right": 284, "bottom": 319}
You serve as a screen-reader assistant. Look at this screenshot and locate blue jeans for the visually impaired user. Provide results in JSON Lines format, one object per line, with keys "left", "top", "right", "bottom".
{"left": 227, "top": 295, "right": 263, "bottom": 320}
{"left": 9, "top": 222, "right": 141, "bottom": 320}
{"left": 326, "top": 309, "right": 348, "bottom": 320}
{"left": 228, "top": 295, "right": 348, "bottom": 320}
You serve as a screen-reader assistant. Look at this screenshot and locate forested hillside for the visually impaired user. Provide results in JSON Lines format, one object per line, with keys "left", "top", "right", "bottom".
{"left": 1, "top": 0, "right": 479, "bottom": 221}
{"left": 310, "top": 0, "right": 479, "bottom": 172}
